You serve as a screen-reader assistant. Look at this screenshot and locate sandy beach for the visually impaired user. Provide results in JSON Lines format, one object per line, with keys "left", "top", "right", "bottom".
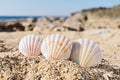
{"left": 0, "top": 30, "right": 119, "bottom": 80}
{"left": 0, "top": 5, "right": 120, "bottom": 80}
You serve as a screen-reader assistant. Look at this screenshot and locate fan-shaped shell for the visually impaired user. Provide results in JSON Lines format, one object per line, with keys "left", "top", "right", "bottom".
{"left": 70, "top": 38, "right": 102, "bottom": 67}
{"left": 41, "top": 34, "right": 72, "bottom": 60}
{"left": 19, "top": 35, "right": 42, "bottom": 57}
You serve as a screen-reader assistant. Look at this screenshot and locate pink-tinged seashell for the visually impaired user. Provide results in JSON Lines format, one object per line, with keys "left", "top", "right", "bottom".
{"left": 19, "top": 35, "right": 42, "bottom": 57}
{"left": 70, "top": 38, "right": 102, "bottom": 67}
{"left": 41, "top": 34, "right": 72, "bottom": 60}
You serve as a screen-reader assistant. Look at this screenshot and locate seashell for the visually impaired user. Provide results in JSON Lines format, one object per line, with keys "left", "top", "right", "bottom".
{"left": 41, "top": 34, "right": 72, "bottom": 60}
{"left": 70, "top": 38, "right": 102, "bottom": 67}
{"left": 19, "top": 35, "right": 42, "bottom": 57}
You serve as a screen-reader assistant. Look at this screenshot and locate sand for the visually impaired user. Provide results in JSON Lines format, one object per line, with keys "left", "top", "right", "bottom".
{"left": 0, "top": 30, "right": 120, "bottom": 80}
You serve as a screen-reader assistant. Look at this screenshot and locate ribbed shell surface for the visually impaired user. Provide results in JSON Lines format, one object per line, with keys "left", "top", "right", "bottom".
{"left": 70, "top": 38, "right": 102, "bottom": 67}
{"left": 19, "top": 35, "right": 42, "bottom": 56}
{"left": 41, "top": 34, "right": 72, "bottom": 60}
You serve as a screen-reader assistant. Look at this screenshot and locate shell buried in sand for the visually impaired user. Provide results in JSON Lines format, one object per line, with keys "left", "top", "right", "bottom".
{"left": 19, "top": 35, "right": 42, "bottom": 57}
{"left": 41, "top": 34, "right": 72, "bottom": 60}
{"left": 70, "top": 38, "right": 102, "bottom": 67}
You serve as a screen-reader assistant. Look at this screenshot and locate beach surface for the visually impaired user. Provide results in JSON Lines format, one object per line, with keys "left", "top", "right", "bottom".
{"left": 0, "top": 5, "right": 120, "bottom": 80}
{"left": 0, "top": 30, "right": 120, "bottom": 80}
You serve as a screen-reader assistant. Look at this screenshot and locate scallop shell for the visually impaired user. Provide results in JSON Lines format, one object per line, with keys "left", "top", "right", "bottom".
{"left": 19, "top": 35, "right": 42, "bottom": 57}
{"left": 41, "top": 34, "right": 72, "bottom": 60}
{"left": 70, "top": 38, "right": 102, "bottom": 67}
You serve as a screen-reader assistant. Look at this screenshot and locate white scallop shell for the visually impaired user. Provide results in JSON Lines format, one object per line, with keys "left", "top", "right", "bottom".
{"left": 41, "top": 34, "right": 72, "bottom": 60}
{"left": 70, "top": 38, "right": 102, "bottom": 67}
{"left": 19, "top": 35, "right": 42, "bottom": 57}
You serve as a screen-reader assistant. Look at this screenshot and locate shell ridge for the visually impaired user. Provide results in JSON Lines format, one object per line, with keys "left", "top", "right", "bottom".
{"left": 56, "top": 35, "right": 64, "bottom": 59}
{"left": 87, "top": 49, "right": 99, "bottom": 66}
{"left": 33, "top": 36, "right": 38, "bottom": 56}
{"left": 70, "top": 42, "right": 77, "bottom": 63}
{"left": 47, "top": 36, "right": 51, "bottom": 59}
{"left": 61, "top": 41, "right": 72, "bottom": 60}
{"left": 50, "top": 34, "right": 55, "bottom": 59}
{"left": 51, "top": 34, "right": 59, "bottom": 60}
{"left": 59, "top": 38, "right": 70, "bottom": 60}
{"left": 85, "top": 44, "right": 99, "bottom": 67}
{"left": 84, "top": 40, "right": 96, "bottom": 67}
{"left": 23, "top": 37, "right": 28, "bottom": 56}
{"left": 81, "top": 39, "right": 89, "bottom": 66}
{"left": 34, "top": 36, "right": 41, "bottom": 56}
{"left": 77, "top": 39, "right": 82, "bottom": 65}
{"left": 80, "top": 39, "right": 85, "bottom": 66}
{"left": 41, "top": 39, "right": 46, "bottom": 57}
{"left": 43, "top": 39, "right": 48, "bottom": 58}
{"left": 56, "top": 36, "right": 67, "bottom": 60}
{"left": 28, "top": 35, "right": 32, "bottom": 56}
{"left": 44, "top": 39, "right": 48, "bottom": 57}
{"left": 31, "top": 35, "right": 35, "bottom": 56}
{"left": 33, "top": 35, "right": 37, "bottom": 56}
{"left": 73, "top": 42, "right": 80, "bottom": 64}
